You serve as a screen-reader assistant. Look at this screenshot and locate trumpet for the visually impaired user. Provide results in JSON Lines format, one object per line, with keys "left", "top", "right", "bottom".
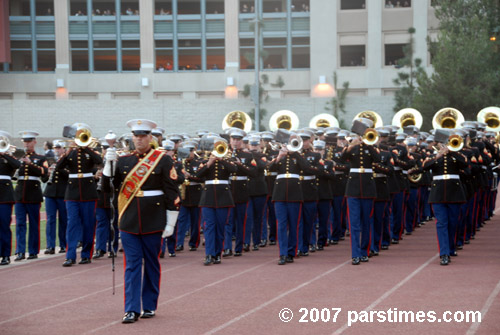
{"left": 362, "top": 128, "right": 379, "bottom": 146}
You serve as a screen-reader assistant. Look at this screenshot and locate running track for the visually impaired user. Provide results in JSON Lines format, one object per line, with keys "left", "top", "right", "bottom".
{"left": 1, "top": 209, "right": 499, "bottom": 334}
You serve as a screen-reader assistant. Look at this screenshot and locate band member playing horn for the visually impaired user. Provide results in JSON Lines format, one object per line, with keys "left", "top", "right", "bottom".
{"left": 102, "top": 119, "right": 180, "bottom": 323}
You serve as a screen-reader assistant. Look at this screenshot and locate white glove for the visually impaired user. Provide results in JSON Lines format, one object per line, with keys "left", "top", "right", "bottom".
{"left": 162, "top": 210, "right": 179, "bottom": 238}
{"left": 103, "top": 148, "right": 117, "bottom": 177}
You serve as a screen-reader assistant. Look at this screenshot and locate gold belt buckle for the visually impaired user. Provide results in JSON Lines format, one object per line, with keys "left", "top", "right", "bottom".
{"left": 185, "top": 180, "right": 190, "bottom": 186}
{"left": 359, "top": 168, "right": 365, "bottom": 173}
{"left": 213, "top": 179, "right": 220, "bottom": 185}
{"left": 443, "top": 175, "right": 450, "bottom": 180}
{"left": 285, "top": 173, "right": 291, "bottom": 178}
{"left": 24, "top": 176, "right": 29, "bottom": 180}
{"left": 78, "top": 173, "right": 84, "bottom": 178}
{"left": 299, "top": 175, "right": 304, "bottom": 180}
{"left": 136, "top": 190, "right": 144, "bottom": 197}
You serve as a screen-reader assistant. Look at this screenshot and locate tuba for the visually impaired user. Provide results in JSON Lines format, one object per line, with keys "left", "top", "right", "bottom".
{"left": 432, "top": 107, "right": 464, "bottom": 129}
{"left": 477, "top": 106, "right": 500, "bottom": 132}
{"left": 362, "top": 128, "right": 379, "bottom": 146}
{"left": 354, "top": 110, "right": 384, "bottom": 129}
{"left": 269, "top": 110, "right": 300, "bottom": 132}
{"left": 392, "top": 108, "right": 423, "bottom": 129}
{"left": 222, "top": 111, "right": 253, "bottom": 132}
{"left": 309, "top": 113, "right": 339, "bottom": 129}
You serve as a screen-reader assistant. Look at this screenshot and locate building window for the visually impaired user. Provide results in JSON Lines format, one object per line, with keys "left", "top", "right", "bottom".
{"left": 37, "top": 40, "right": 55, "bottom": 71}
{"left": 9, "top": 0, "right": 31, "bottom": 16}
{"left": 239, "top": 38, "right": 255, "bottom": 69}
{"left": 263, "top": 37, "right": 287, "bottom": 69}
{"left": 121, "top": 1, "right": 139, "bottom": 15}
{"left": 36, "top": 0, "right": 54, "bottom": 16}
{"left": 9, "top": 41, "right": 32, "bottom": 71}
{"left": 292, "top": 37, "right": 309, "bottom": 68}
{"left": 178, "top": 0, "right": 201, "bottom": 15}
{"left": 70, "top": 40, "right": 89, "bottom": 71}
{"left": 206, "top": 0, "right": 224, "bottom": 14}
{"left": 70, "top": 0, "right": 88, "bottom": 16}
{"left": 385, "top": 43, "right": 405, "bottom": 66}
{"left": 94, "top": 40, "right": 117, "bottom": 71}
{"left": 292, "top": 1, "right": 310, "bottom": 12}
{"left": 155, "top": 0, "right": 173, "bottom": 15}
{"left": 263, "top": 0, "right": 284, "bottom": 13}
{"left": 240, "top": 1, "right": 255, "bottom": 13}
{"left": 340, "top": 45, "right": 365, "bottom": 67}
{"left": 122, "top": 40, "right": 140, "bottom": 71}
{"left": 178, "top": 39, "right": 201, "bottom": 70}
{"left": 340, "top": 0, "right": 365, "bottom": 10}
{"left": 155, "top": 40, "right": 173, "bottom": 71}
{"left": 385, "top": 0, "right": 411, "bottom": 8}
{"left": 206, "top": 39, "right": 225, "bottom": 70}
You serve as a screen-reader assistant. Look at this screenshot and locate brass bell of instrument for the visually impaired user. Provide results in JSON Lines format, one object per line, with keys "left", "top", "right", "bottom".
{"left": 286, "top": 135, "right": 303, "bottom": 152}
{"left": 362, "top": 128, "right": 379, "bottom": 146}
{"left": 447, "top": 134, "right": 464, "bottom": 152}
{"left": 73, "top": 123, "right": 96, "bottom": 147}
{"left": 269, "top": 110, "right": 300, "bottom": 132}
{"left": 222, "top": 111, "right": 253, "bottom": 132}
{"left": 392, "top": 108, "right": 423, "bottom": 129}
{"left": 309, "top": 113, "right": 339, "bottom": 129}
{"left": 354, "top": 110, "right": 384, "bottom": 129}
{"left": 432, "top": 107, "right": 464, "bottom": 130}
{"left": 212, "top": 140, "right": 229, "bottom": 158}
{"left": 477, "top": 106, "right": 500, "bottom": 132}
{"left": 0, "top": 131, "right": 12, "bottom": 153}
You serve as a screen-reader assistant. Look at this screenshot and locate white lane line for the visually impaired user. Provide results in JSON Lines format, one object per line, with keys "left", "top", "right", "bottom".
{"left": 0, "top": 260, "right": 196, "bottom": 326}
{"left": 204, "top": 260, "right": 350, "bottom": 335}
{"left": 332, "top": 253, "right": 438, "bottom": 335}
{"left": 466, "top": 278, "right": 500, "bottom": 334}
{"left": 84, "top": 259, "right": 276, "bottom": 335}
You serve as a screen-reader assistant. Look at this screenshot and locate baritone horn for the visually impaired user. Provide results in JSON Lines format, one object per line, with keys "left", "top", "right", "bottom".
{"left": 362, "top": 128, "right": 379, "bottom": 146}
{"left": 477, "top": 106, "right": 500, "bottom": 132}
{"left": 392, "top": 108, "right": 423, "bottom": 129}
{"left": 269, "top": 110, "right": 300, "bottom": 132}
{"left": 354, "top": 110, "right": 384, "bottom": 129}
{"left": 222, "top": 111, "right": 253, "bottom": 132}
{"left": 432, "top": 107, "right": 464, "bottom": 129}
{"left": 212, "top": 140, "right": 229, "bottom": 158}
{"left": 309, "top": 113, "right": 339, "bottom": 129}
{"left": 447, "top": 134, "right": 464, "bottom": 152}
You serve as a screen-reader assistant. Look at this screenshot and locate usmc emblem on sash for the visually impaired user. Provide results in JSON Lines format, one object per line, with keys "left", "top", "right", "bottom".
{"left": 136, "top": 166, "right": 147, "bottom": 177}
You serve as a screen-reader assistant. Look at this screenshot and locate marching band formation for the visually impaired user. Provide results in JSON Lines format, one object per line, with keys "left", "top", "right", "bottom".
{"left": 0, "top": 105, "right": 499, "bottom": 322}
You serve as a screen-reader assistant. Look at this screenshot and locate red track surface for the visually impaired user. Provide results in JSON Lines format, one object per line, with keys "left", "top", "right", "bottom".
{"left": 1, "top": 208, "right": 499, "bottom": 334}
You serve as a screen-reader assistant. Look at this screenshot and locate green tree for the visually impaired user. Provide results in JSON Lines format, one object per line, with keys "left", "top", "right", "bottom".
{"left": 393, "top": 27, "right": 425, "bottom": 112}
{"left": 413, "top": 0, "right": 500, "bottom": 130}
{"left": 324, "top": 72, "right": 350, "bottom": 129}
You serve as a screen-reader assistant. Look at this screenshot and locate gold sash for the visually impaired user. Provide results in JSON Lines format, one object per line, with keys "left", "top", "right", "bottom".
{"left": 118, "top": 149, "right": 165, "bottom": 221}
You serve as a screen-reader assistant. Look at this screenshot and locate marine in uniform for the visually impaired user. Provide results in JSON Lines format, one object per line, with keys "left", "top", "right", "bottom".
{"left": 261, "top": 132, "right": 278, "bottom": 246}
{"left": 0, "top": 131, "right": 21, "bottom": 265}
{"left": 56, "top": 123, "right": 103, "bottom": 266}
{"left": 14, "top": 131, "right": 49, "bottom": 261}
{"left": 43, "top": 140, "right": 68, "bottom": 254}
{"left": 103, "top": 119, "right": 180, "bottom": 323}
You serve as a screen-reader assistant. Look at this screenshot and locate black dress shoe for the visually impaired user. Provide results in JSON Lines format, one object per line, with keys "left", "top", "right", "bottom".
{"left": 369, "top": 250, "right": 379, "bottom": 257}
{"left": 285, "top": 256, "right": 294, "bottom": 263}
{"left": 381, "top": 245, "right": 389, "bottom": 250}
{"left": 77, "top": 241, "right": 83, "bottom": 248}
{"left": 298, "top": 251, "right": 309, "bottom": 257}
{"left": 62, "top": 259, "right": 76, "bottom": 267}
{"left": 108, "top": 251, "right": 116, "bottom": 258}
{"left": 391, "top": 239, "right": 399, "bottom": 244}
{"left": 465, "top": 240, "right": 470, "bottom": 244}
{"left": 168, "top": 253, "right": 176, "bottom": 257}
{"left": 457, "top": 245, "right": 463, "bottom": 250}
{"left": 204, "top": 255, "right": 213, "bottom": 266}
{"left": 278, "top": 256, "right": 286, "bottom": 265}
{"left": 189, "top": 246, "right": 197, "bottom": 251}
{"left": 175, "top": 245, "right": 184, "bottom": 252}
{"left": 309, "top": 245, "right": 316, "bottom": 252}
{"left": 234, "top": 252, "right": 242, "bottom": 257}
{"left": 440, "top": 255, "right": 449, "bottom": 266}
{"left": 405, "top": 231, "right": 412, "bottom": 235}
{"left": 122, "top": 311, "right": 140, "bottom": 323}
{"left": 159, "top": 251, "right": 165, "bottom": 258}
{"left": 223, "top": 249, "right": 233, "bottom": 257}
{"left": 0, "top": 257, "right": 10, "bottom": 265}
{"left": 93, "top": 250, "right": 105, "bottom": 259}
{"left": 259, "top": 241, "right": 267, "bottom": 247}
{"left": 269, "top": 241, "right": 276, "bottom": 245}
{"left": 331, "top": 240, "right": 339, "bottom": 245}
{"left": 27, "top": 254, "right": 38, "bottom": 260}
{"left": 213, "top": 255, "right": 221, "bottom": 264}
{"left": 450, "top": 251, "right": 458, "bottom": 257}
{"left": 340, "top": 236, "right": 345, "bottom": 241}
{"left": 44, "top": 248, "right": 55, "bottom": 255}
{"left": 360, "top": 256, "right": 369, "bottom": 262}
{"left": 252, "top": 245, "right": 259, "bottom": 251}
{"left": 352, "top": 257, "right": 361, "bottom": 265}
{"left": 243, "top": 244, "right": 250, "bottom": 252}
{"left": 79, "top": 258, "right": 91, "bottom": 264}
{"left": 14, "top": 253, "right": 25, "bottom": 261}
{"left": 59, "top": 247, "right": 66, "bottom": 253}
{"left": 316, "top": 245, "right": 324, "bottom": 251}
{"left": 140, "top": 310, "right": 155, "bottom": 319}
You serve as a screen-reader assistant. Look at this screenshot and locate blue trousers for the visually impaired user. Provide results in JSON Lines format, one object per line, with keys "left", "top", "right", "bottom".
{"left": 382, "top": 195, "right": 393, "bottom": 247}
{"left": 175, "top": 205, "right": 189, "bottom": 247}
{"left": 45, "top": 197, "right": 67, "bottom": 249}
{"left": 405, "top": 188, "right": 419, "bottom": 233}
{"left": 465, "top": 197, "right": 475, "bottom": 242}
{"left": 203, "top": 207, "right": 231, "bottom": 256}
{"left": 432, "top": 203, "right": 461, "bottom": 256}
{"left": 391, "top": 192, "right": 404, "bottom": 241}
{"left": 246, "top": 196, "right": 266, "bottom": 246}
{"left": 121, "top": 231, "right": 162, "bottom": 314}
{"left": 372, "top": 201, "right": 388, "bottom": 252}
{"left": 95, "top": 207, "right": 118, "bottom": 253}
{"left": 0, "top": 203, "right": 13, "bottom": 257}
{"left": 317, "top": 200, "right": 331, "bottom": 247}
{"left": 274, "top": 201, "right": 301, "bottom": 257}
{"left": 347, "top": 198, "right": 373, "bottom": 258}
{"left": 261, "top": 196, "right": 277, "bottom": 242}
{"left": 225, "top": 202, "right": 248, "bottom": 252}
{"left": 419, "top": 186, "right": 430, "bottom": 221}
{"left": 15, "top": 203, "right": 40, "bottom": 255}
{"left": 65, "top": 201, "right": 96, "bottom": 261}
{"left": 177, "top": 206, "right": 201, "bottom": 248}
{"left": 299, "top": 201, "right": 317, "bottom": 253}
{"left": 330, "top": 196, "right": 343, "bottom": 242}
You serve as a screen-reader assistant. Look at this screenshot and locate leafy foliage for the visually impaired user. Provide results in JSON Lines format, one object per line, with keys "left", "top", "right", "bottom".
{"left": 325, "top": 72, "right": 350, "bottom": 129}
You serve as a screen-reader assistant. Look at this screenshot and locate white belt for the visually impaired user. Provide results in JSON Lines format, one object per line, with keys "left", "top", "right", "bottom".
{"left": 374, "top": 173, "right": 387, "bottom": 178}
{"left": 136, "top": 190, "right": 164, "bottom": 197}
{"left": 350, "top": 168, "right": 373, "bottom": 173}
{"left": 187, "top": 182, "right": 201, "bottom": 186}
{"left": 69, "top": 173, "right": 93, "bottom": 178}
{"left": 276, "top": 173, "right": 300, "bottom": 179}
{"left": 265, "top": 171, "right": 278, "bottom": 176}
{"left": 21, "top": 176, "right": 41, "bottom": 181}
{"left": 393, "top": 167, "right": 402, "bottom": 171}
{"left": 334, "top": 171, "right": 344, "bottom": 175}
{"left": 402, "top": 170, "right": 408, "bottom": 175}
{"left": 433, "top": 174, "right": 460, "bottom": 181}
{"left": 0, "top": 175, "right": 11, "bottom": 180}
{"left": 301, "top": 175, "right": 316, "bottom": 181}
{"left": 231, "top": 176, "right": 248, "bottom": 181}
{"left": 482, "top": 166, "right": 487, "bottom": 170}
{"left": 205, "top": 179, "right": 229, "bottom": 185}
